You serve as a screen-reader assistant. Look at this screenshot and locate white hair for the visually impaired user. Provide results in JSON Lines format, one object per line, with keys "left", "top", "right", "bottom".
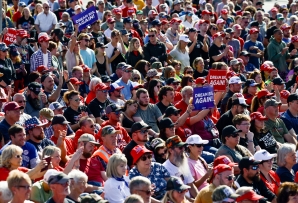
{"left": 0, "top": 181, "right": 12, "bottom": 202}
{"left": 277, "top": 143, "right": 296, "bottom": 167}
{"left": 68, "top": 169, "right": 88, "bottom": 183}
{"left": 89, "top": 77, "right": 102, "bottom": 91}
{"left": 181, "top": 86, "right": 193, "bottom": 96}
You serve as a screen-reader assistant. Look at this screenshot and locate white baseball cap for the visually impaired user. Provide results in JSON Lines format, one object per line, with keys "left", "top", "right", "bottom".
{"left": 74, "top": 5, "right": 81, "bottom": 10}
{"left": 179, "top": 34, "right": 191, "bottom": 43}
{"left": 43, "top": 169, "right": 60, "bottom": 184}
{"left": 254, "top": 149, "right": 277, "bottom": 161}
{"left": 228, "top": 76, "right": 243, "bottom": 84}
{"left": 186, "top": 134, "right": 208, "bottom": 145}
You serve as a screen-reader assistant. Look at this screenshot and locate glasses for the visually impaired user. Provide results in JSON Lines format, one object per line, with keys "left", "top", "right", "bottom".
{"left": 133, "top": 77, "right": 140, "bottom": 81}
{"left": 15, "top": 155, "right": 22, "bottom": 158}
{"left": 71, "top": 98, "right": 80, "bottom": 102}
{"left": 191, "top": 144, "right": 203, "bottom": 148}
{"left": 137, "top": 189, "right": 154, "bottom": 195}
{"left": 148, "top": 35, "right": 155, "bottom": 38}
{"left": 230, "top": 134, "right": 239, "bottom": 138}
{"left": 226, "top": 175, "right": 235, "bottom": 181}
{"left": 156, "top": 85, "right": 162, "bottom": 88}
{"left": 136, "top": 129, "right": 148, "bottom": 134}
{"left": 125, "top": 70, "right": 133, "bottom": 73}
{"left": 172, "top": 82, "right": 179, "bottom": 86}
{"left": 212, "top": 27, "right": 218, "bottom": 30}
{"left": 113, "top": 111, "right": 121, "bottom": 115}
{"left": 186, "top": 71, "right": 193, "bottom": 74}
{"left": 17, "top": 185, "right": 31, "bottom": 190}
{"left": 140, "top": 154, "right": 152, "bottom": 161}
{"left": 17, "top": 100, "right": 26, "bottom": 103}
{"left": 251, "top": 165, "right": 259, "bottom": 170}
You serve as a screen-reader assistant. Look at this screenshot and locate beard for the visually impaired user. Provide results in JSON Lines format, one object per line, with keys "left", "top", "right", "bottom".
{"left": 173, "top": 150, "right": 185, "bottom": 166}
{"left": 139, "top": 100, "right": 148, "bottom": 107}
{"left": 83, "top": 151, "right": 92, "bottom": 158}
{"left": 27, "top": 94, "right": 41, "bottom": 110}
{"left": 33, "top": 131, "right": 44, "bottom": 141}
{"left": 248, "top": 172, "right": 260, "bottom": 182}
{"left": 173, "top": 151, "right": 191, "bottom": 176}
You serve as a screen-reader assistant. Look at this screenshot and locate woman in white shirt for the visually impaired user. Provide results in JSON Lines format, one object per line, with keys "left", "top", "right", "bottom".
{"left": 104, "top": 154, "right": 130, "bottom": 203}
{"left": 182, "top": 12, "right": 194, "bottom": 29}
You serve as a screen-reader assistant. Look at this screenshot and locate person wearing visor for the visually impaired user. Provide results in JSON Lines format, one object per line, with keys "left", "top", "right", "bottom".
{"left": 216, "top": 125, "right": 252, "bottom": 163}
{"left": 254, "top": 149, "right": 280, "bottom": 195}
{"left": 236, "top": 157, "right": 276, "bottom": 203}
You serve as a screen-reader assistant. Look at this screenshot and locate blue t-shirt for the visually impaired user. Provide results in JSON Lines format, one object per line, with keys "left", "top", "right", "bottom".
{"left": 280, "top": 110, "right": 298, "bottom": 135}
{"left": 0, "top": 141, "right": 39, "bottom": 169}
{"left": 129, "top": 162, "right": 170, "bottom": 200}
{"left": 0, "top": 119, "right": 11, "bottom": 144}
{"left": 66, "top": 8, "right": 75, "bottom": 17}
{"left": 114, "top": 79, "right": 133, "bottom": 100}
{"left": 245, "top": 63, "right": 256, "bottom": 72}
{"left": 80, "top": 48, "right": 96, "bottom": 70}
{"left": 243, "top": 40, "right": 264, "bottom": 68}
{"left": 276, "top": 166, "right": 294, "bottom": 183}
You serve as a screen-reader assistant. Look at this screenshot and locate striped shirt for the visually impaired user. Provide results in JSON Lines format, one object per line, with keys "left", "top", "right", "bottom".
{"left": 30, "top": 49, "right": 52, "bottom": 72}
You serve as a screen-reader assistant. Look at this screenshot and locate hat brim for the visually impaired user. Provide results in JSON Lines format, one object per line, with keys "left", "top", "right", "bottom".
{"left": 177, "top": 184, "right": 191, "bottom": 191}
{"left": 89, "top": 141, "right": 100, "bottom": 146}
{"left": 256, "top": 117, "right": 268, "bottom": 121}
{"left": 249, "top": 83, "right": 259, "bottom": 87}
{"left": 175, "top": 142, "right": 186, "bottom": 147}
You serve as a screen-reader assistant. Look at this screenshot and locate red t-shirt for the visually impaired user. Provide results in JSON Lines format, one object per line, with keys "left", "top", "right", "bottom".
{"left": 149, "top": 96, "right": 159, "bottom": 104}
{"left": 175, "top": 100, "right": 188, "bottom": 114}
{"left": 0, "top": 167, "right": 29, "bottom": 181}
{"left": 79, "top": 157, "right": 105, "bottom": 184}
{"left": 85, "top": 91, "right": 96, "bottom": 105}
{"left": 12, "top": 11, "right": 21, "bottom": 23}
{"left": 173, "top": 91, "right": 182, "bottom": 105}
{"left": 50, "top": 136, "right": 75, "bottom": 155}
{"left": 234, "top": 36, "right": 244, "bottom": 50}
{"left": 121, "top": 7, "right": 136, "bottom": 17}
{"left": 261, "top": 170, "right": 280, "bottom": 195}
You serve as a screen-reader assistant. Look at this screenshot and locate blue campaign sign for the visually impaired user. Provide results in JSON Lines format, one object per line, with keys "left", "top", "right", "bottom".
{"left": 192, "top": 86, "right": 215, "bottom": 110}
{"left": 72, "top": 6, "right": 97, "bottom": 31}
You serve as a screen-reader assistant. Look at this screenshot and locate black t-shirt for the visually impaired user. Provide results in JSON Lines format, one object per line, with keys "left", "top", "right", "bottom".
{"left": 17, "top": 16, "right": 34, "bottom": 30}
{"left": 87, "top": 98, "right": 111, "bottom": 120}
{"left": 27, "top": 138, "right": 55, "bottom": 152}
{"left": 236, "top": 175, "right": 276, "bottom": 203}
{"left": 193, "top": 69, "right": 208, "bottom": 79}
{"left": 91, "top": 31, "right": 109, "bottom": 44}
{"left": 254, "top": 130, "right": 277, "bottom": 154}
{"left": 265, "top": 26, "right": 277, "bottom": 40}
{"left": 156, "top": 102, "right": 173, "bottom": 115}
{"left": 63, "top": 106, "right": 92, "bottom": 125}
{"left": 197, "top": 34, "right": 210, "bottom": 60}
{"left": 216, "top": 110, "right": 234, "bottom": 137}
{"left": 188, "top": 34, "right": 210, "bottom": 65}
{"left": 239, "top": 136, "right": 259, "bottom": 149}
{"left": 54, "top": 9, "right": 66, "bottom": 21}
{"left": 209, "top": 43, "right": 226, "bottom": 67}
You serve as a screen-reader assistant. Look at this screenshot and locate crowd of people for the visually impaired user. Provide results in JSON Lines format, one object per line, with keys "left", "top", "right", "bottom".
{"left": 0, "top": 0, "right": 298, "bottom": 202}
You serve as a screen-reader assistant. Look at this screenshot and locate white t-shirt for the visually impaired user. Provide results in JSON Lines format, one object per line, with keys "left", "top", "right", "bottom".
{"left": 104, "top": 28, "right": 113, "bottom": 39}
{"left": 35, "top": 11, "right": 58, "bottom": 32}
{"left": 104, "top": 177, "right": 130, "bottom": 203}
{"left": 169, "top": 48, "right": 190, "bottom": 72}
{"left": 106, "top": 42, "right": 123, "bottom": 58}
{"left": 43, "top": 53, "right": 48, "bottom": 67}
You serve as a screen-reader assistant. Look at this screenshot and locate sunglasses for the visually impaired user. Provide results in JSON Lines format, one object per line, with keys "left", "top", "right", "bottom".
{"left": 212, "top": 27, "right": 218, "bottom": 30}
{"left": 125, "top": 70, "right": 133, "bottom": 73}
{"left": 191, "top": 144, "right": 203, "bottom": 148}
{"left": 178, "top": 189, "right": 188, "bottom": 194}
{"left": 17, "top": 185, "right": 31, "bottom": 190}
{"left": 133, "top": 77, "right": 140, "bottom": 81}
{"left": 230, "top": 133, "right": 239, "bottom": 138}
{"left": 188, "top": 79, "right": 194, "bottom": 82}
{"left": 100, "top": 90, "right": 108, "bottom": 93}
{"left": 83, "top": 39, "right": 90, "bottom": 42}
{"left": 186, "top": 71, "right": 193, "bottom": 74}
{"left": 251, "top": 165, "right": 259, "bottom": 170}
{"left": 113, "top": 111, "right": 121, "bottom": 115}
{"left": 172, "top": 82, "right": 180, "bottom": 86}
{"left": 137, "top": 189, "right": 154, "bottom": 195}
{"left": 72, "top": 98, "right": 81, "bottom": 102}
{"left": 148, "top": 35, "right": 155, "bottom": 38}
{"left": 140, "top": 154, "right": 152, "bottom": 161}
{"left": 226, "top": 175, "right": 235, "bottom": 181}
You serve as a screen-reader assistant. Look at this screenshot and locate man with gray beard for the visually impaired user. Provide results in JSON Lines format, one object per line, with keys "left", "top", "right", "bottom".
{"left": 163, "top": 135, "right": 198, "bottom": 201}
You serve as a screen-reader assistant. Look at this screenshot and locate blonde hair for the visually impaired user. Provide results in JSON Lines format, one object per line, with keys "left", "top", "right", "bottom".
{"left": 161, "top": 191, "right": 188, "bottom": 203}
{"left": 128, "top": 38, "right": 143, "bottom": 56}
{"left": 0, "top": 145, "right": 23, "bottom": 169}
{"left": 124, "top": 194, "right": 144, "bottom": 203}
{"left": 42, "top": 146, "right": 61, "bottom": 159}
{"left": 176, "top": 40, "right": 189, "bottom": 53}
{"left": 34, "top": 3, "right": 43, "bottom": 16}
{"left": 192, "top": 57, "right": 203, "bottom": 70}
{"left": 106, "top": 154, "right": 127, "bottom": 178}
{"left": 7, "top": 170, "right": 31, "bottom": 192}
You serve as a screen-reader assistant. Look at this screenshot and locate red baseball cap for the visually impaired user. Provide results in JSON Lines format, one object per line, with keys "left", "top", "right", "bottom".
{"left": 198, "top": 19, "right": 210, "bottom": 25}
{"left": 291, "top": 35, "right": 298, "bottom": 43}
{"left": 4, "top": 102, "right": 24, "bottom": 113}
{"left": 280, "top": 90, "right": 291, "bottom": 100}
{"left": 249, "top": 28, "right": 259, "bottom": 34}
{"left": 170, "top": 18, "right": 182, "bottom": 24}
{"left": 94, "top": 83, "right": 110, "bottom": 91}
{"left": 268, "top": 67, "right": 278, "bottom": 73}
{"left": 16, "top": 29, "right": 28, "bottom": 38}
{"left": 233, "top": 24, "right": 242, "bottom": 30}
{"left": 271, "top": 7, "right": 278, "bottom": 12}
{"left": 148, "top": 10, "right": 158, "bottom": 16}
{"left": 250, "top": 112, "right": 268, "bottom": 121}
{"left": 257, "top": 89, "right": 274, "bottom": 99}
{"left": 216, "top": 19, "right": 225, "bottom": 24}
{"left": 201, "top": 10, "right": 212, "bottom": 15}
{"left": 37, "top": 65, "right": 50, "bottom": 73}
{"left": 221, "top": 9, "right": 228, "bottom": 14}
{"left": 209, "top": 164, "right": 233, "bottom": 182}
{"left": 281, "top": 24, "right": 291, "bottom": 31}
{"left": 113, "top": 8, "right": 122, "bottom": 14}
{"left": 236, "top": 10, "right": 243, "bottom": 16}
{"left": 236, "top": 191, "right": 264, "bottom": 202}
{"left": 195, "top": 77, "right": 207, "bottom": 85}
{"left": 161, "top": 20, "right": 169, "bottom": 25}
{"left": 131, "top": 145, "right": 152, "bottom": 164}
{"left": 107, "top": 18, "right": 115, "bottom": 24}
{"left": 213, "top": 156, "right": 237, "bottom": 167}
{"left": 80, "top": 64, "right": 90, "bottom": 72}
{"left": 260, "top": 63, "right": 271, "bottom": 71}
{"left": 38, "top": 32, "right": 50, "bottom": 43}
{"left": 212, "top": 32, "right": 225, "bottom": 40}
{"left": 69, "top": 77, "right": 84, "bottom": 85}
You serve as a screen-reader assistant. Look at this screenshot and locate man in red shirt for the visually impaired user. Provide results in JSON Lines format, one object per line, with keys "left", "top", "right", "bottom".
{"left": 121, "top": 0, "right": 136, "bottom": 17}
{"left": 12, "top": 2, "right": 26, "bottom": 25}
{"left": 96, "top": 103, "right": 131, "bottom": 151}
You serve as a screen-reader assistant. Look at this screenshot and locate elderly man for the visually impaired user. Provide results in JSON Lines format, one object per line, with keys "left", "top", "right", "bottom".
{"left": 113, "top": 64, "right": 134, "bottom": 100}
{"left": 46, "top": 172, "right": 71, "bottom": 203}
{"left": 0, "top": 102, "right": 24, "bottom": 145}
{"left": 236, "top": 157, "right": 277, "bottom": 203}
{"left": 163, "top": 135, "right": 198, "bottom": 200}
{"left": 264, "top": 99, "right": 297, "bottom": 145}
{"left": 13, "top": 93, "right": 31, "bottom": 124}
{"left": 93, "top": 125, "right": 122, "bottom": 170}
{"left": 35, "top": 2, "right": 57, "bottom": 35}
{"left": 130, "top": 176, "right": 154, "bottom": 203}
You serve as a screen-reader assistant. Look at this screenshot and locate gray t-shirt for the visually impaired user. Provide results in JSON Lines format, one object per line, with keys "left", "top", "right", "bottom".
{"left": 228, "top": 39, "right": 241, "bottom": 58}
{"left": 134, "top": 104, "right": 162, "bottom": 133}
{"left": 215, "top": 144, "right": 252, "bottom": 163}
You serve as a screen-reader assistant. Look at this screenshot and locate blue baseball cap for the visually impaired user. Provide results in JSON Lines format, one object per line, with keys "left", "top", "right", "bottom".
{"left": 152, "top": 19, "right": 161, "bottom": 26}
{"left": 123, "top": 17, "right": 132, "bottom": 24}
{"left": 8, "top": 45, "right": 20, "bottom": 56}
{"left": 25, "top": 116, "right": 48, "bottom": 132}
{"left": 0, "top": 43, "right": 8, "bottom": 52}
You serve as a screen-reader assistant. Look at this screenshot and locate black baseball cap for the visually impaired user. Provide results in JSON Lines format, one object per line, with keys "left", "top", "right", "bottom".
{"left": 166, "top": 77, "right": 180, "bottom": 85}
{"left": 165, "top": 106, "right": 182, "bottom": 117}
{"left": 166, "top": 176, "right": 190, "bottom": 192}
{"left": 245, "top": 79, "right": 259, "bottom": 87}
{"left": 250, "top": 21, "right": 259, "bottom": 27}
{"left": 159, "top": 117, "right": 175, "bottom": 129}
{"left": 272, "top": 77, "right": 285, "bottom": 85}
{"left": 152, "top": 19, "right": 161, "bottom": 26}
{"left": 287, "top": 93, "right": 298, "bottom": 103}
{"left": 222, "top": 125, "right": 242, "bottom": 138}
{"left": 96, "top": 42, "right": 108, "bottom": 48}
{"left": 225, "top": 28, "right": 234, "bottom": 34}
{"left": 239, "top": 157, "right": 261, "bottom": 171}
{"left": 105, "top": 103, "right": 123, "bottom": 114}
{"left": 131, "top": 121, "right": 152, "bottom": 133}
{"left": 28, "top": 82, "right": 42, "bottom": 95}
{"left": 101, "top": 75, "right": 112, "bottom": 83}
{"left": 51, "top": 115, "right": 70, "bottom": 125}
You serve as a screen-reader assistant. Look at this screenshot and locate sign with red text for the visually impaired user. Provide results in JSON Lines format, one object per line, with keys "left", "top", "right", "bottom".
{"left": 207, "top": 70, "right": 227, "bottom": 91}
{"left": 3, "top": 28, "right": 16, "bottom": 45}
